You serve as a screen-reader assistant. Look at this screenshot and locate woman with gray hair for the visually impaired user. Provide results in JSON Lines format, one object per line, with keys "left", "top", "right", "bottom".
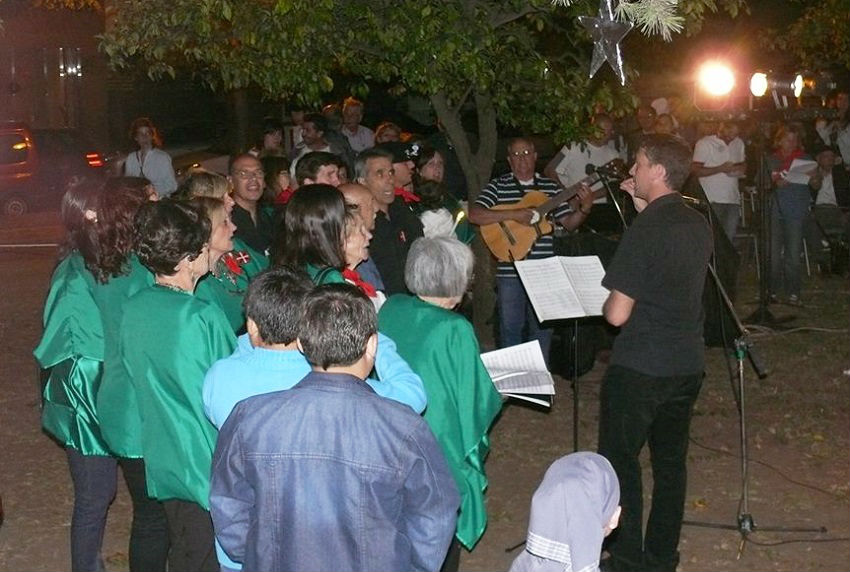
{"left": 378, "top": 236, "right": 503, "bottom": 571}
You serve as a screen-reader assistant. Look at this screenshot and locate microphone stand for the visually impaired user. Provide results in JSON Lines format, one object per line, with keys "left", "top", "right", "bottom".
{"left": 682, "top": 239, "right": 825, "bottom": 557}
{"left": 595, "top": 171, "right": 628, "bottom": 233}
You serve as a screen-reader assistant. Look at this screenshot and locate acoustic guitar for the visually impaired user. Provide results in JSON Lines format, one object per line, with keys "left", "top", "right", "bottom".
{"left": 480, "top": 158, "right": 627, "bottom": 262}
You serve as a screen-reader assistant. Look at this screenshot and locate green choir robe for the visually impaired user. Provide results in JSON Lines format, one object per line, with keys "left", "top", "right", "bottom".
{"left": 378, "top": 294, "right": 502, "bottom": 549}
{"left": 90, "top": 255, "right": 154, "bottom": 458}
{"left": 119, "top": 285, "right": 236, "bottom": 507}
{"left": 306, "top": 264, "right": 345, "bottom": 285}
{"left": 33, "top": 252, "right": 110, "bottom": 455}
{"left": 196, "top": 237, "right": 269, "bottom": 333}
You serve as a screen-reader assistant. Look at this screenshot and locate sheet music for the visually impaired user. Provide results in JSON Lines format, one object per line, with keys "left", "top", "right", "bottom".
{"left": 514, "top": 258, "right": 584, "bottom": 322}
{"left": 481, "top": 341, "right": 555, "bottom": 395}
{"left": 560, "top": 256, "right": 609, "bottom": 315}
{"left": 783, "top": 158, "right": 817, "bottom": 185}
{"left": 515, "top": 256, "right": 609, "bottom": 322}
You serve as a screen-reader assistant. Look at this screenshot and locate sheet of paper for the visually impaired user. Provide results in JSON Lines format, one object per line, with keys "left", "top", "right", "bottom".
{"left": 481, "top": 341, "right": 555, "bottom": 395}
{"left": 514, "top": 258, "right": 585, "bottom": 322}
{"left": 783, "top": 158, "right": 818, "bottom": 185}
{"left": 560, "top": 256, "right": 609, "bottom": 316}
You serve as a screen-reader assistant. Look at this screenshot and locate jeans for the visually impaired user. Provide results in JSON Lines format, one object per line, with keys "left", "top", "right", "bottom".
{"left": 598, "top": 365, "right": 702, "bottom": 572}
{"left": 118, "top": 458, "right": 170, "bottom": 572}
{"left": 709, "top": 202, "right": 740, "bottom": 243}
{"left": 66, "top": 449, "right": 118, "bottom": 572}
{"left": 163, "top": 500, "right": 218, "bottom": 572}
{"left": 497, "top": 275, "right": 552, "bottom": 364}
{"left": 769, "top": 188, "right": 810, "bottom": 298}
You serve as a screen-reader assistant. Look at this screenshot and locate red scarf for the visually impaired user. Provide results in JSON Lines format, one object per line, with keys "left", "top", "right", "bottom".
{"left": 274, "top": 187, "right": 296, "bottom": 205}
{"left": 775, "top": 148, "right": 805, "bottom": 172}
{"left": 394, "top": 187, "right": 420, "bottom": 204}
{"left": 342, "top": 268, "right": 377, "bottom": 298}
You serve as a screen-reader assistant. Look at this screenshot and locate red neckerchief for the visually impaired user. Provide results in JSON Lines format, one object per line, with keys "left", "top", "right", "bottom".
{"left": 342, "top": 268, "right": 377, "bottom": 298}
{"left": 274, "top": 187, "right": 295, "bottom": 205}
{"left": 394, "top": 187, "right": 420, "bottom": 203}
{"left": 776, "top": 148, "right": 805, "bottom": 172}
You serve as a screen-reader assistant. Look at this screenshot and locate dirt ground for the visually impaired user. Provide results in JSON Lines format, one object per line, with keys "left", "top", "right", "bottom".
{"left": 0, "top": 227, "right": 848, "bottom": 571}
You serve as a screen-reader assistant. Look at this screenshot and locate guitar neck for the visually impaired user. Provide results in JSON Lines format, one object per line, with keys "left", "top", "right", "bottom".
{"left": 536, "top": 175, "right": 597, "bottom": 216}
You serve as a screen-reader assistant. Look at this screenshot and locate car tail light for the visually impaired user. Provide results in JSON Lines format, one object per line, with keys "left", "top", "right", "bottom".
{"left": 86, "top": 152, "right": 105, "bottom": 168}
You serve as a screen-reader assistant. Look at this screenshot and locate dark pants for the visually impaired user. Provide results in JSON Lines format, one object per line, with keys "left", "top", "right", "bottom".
{"left": 66, "top": 449, "right": 118, "bottom": 572}
{"left": 598, "top": 364, "right": 702, "bottom": 572}
{"left": 497, "top": 275, "right": 552, "bottom": 364}
{"left": 118, "top": 458, "right": 170, "bottom": 572}
{"left": 163, "top": 499, "right": 218, "bottom": 572}
{"left": 440, "top": 536, "right": 462, "bottom": 572}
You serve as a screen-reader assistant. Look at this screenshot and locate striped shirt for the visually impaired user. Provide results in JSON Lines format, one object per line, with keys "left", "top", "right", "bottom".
{"left": 475, "top": 172, "right": 571, "bottom": 277}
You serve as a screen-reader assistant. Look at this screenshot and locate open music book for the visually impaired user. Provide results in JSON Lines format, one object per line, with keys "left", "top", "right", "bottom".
{"left": 481, "top": 341, "right": 554, "bottom": 407}
{"left": 514, "top": 255, "right": 610, "bottom": 323}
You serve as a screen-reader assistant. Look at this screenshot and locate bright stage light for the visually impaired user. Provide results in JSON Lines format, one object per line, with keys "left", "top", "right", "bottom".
{"left": 750, "top": 73, "right": 768, "bottom": 97}
{"left": 749, "top": 72, "right": 804, "bottom": 98}
{"left": 697, "top": 62, "right": 735, "bottom": 96}
{"left": 792, "top": 74, "right": 803, "bottom": 98}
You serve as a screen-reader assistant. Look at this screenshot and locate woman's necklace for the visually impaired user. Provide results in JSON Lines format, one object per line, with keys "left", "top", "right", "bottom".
{"left": 156, "top": 281, "right": 190, "bottom": 294}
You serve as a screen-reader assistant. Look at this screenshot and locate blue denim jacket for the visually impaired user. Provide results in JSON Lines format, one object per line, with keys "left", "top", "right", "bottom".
{"left": 210, "top": 371, "right": 460, "bottom": 572}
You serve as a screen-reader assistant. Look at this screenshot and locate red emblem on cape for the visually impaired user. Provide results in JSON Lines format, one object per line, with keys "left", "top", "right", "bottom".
{"left": 223, "top": 252, "right": 245, "bottom": 275}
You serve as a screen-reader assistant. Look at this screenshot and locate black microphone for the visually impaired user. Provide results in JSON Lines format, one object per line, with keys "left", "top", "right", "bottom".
{"left": 585, "top": 163, "right": 622, "bottom": 178}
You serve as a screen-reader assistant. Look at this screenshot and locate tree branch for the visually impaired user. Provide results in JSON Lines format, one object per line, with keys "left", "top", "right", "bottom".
{"left": 489, "top": 5, "right": 541, "bottom": 29}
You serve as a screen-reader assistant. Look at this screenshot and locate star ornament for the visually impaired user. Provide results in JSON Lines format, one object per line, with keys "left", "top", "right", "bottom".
{"left": 578, "top": 0, "right": 633, "bottom": 85}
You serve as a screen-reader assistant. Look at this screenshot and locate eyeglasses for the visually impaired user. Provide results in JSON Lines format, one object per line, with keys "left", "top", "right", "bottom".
{"left": 233, "top": 169, "right": 265, "bottom": 180}
{"left": 509, "top": 149, "right": 534, "bottom": 157}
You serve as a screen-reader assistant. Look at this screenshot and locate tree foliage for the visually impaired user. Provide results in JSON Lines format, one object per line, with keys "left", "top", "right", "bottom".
{"left": 759, "top": 0, "right": 850, "bottom": 72}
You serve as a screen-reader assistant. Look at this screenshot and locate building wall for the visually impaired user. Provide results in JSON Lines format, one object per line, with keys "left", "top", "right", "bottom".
{"left": 0, "top": 1, "right": 108, "bottom": 146}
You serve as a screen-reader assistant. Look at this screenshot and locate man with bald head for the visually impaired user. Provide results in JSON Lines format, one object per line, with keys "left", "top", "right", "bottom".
{"left": 339, "top": 182, "right": 384, "bottom": 290}
{"left": 469, "top": 137, "right": 593, "bottom": 363}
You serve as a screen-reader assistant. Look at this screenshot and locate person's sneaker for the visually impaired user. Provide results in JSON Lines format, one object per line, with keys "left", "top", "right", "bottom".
{"left": 787, "top": 294, "right": 802, "bottom": 306}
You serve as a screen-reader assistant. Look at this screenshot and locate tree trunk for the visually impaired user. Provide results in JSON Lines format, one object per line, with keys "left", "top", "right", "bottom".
{"left": 227, "top": 88, "right": 252, "bottom": 156}
{"left": 430, "top": 89, "right": 500, "bottom": 345}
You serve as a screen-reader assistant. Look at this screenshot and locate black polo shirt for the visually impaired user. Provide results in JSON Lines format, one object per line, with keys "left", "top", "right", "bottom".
{"left": 231, "top": 203, "right": 274, "bottom": 255}
{"left": 370, "top": 200, "right": 424, "bottom": 296}
{"left": 602, "top": 193, "right": 713, "bottom": 376}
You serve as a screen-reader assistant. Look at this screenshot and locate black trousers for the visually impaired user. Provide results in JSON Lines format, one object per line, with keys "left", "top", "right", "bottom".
{"left": 162, "top": 499, "right": 218, "bottom": 572}
{"left": 118, "top": 458, "right": 170, "bottom": 572}
{"left": 598, "top": 364, "right": 702, "bottom": 572}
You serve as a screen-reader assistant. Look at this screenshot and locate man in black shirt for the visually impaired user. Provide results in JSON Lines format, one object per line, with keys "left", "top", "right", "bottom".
{"left": 355, "top": 147, "right": 423, "bottom": 295}
{"left": 599, "top": 134, "right": 713, "bottom": 572}
{"left": 228, "top": 154, "right": 274, "bottom": 254}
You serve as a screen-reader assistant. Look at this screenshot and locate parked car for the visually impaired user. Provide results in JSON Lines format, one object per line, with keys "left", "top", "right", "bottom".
{"left": 0, "top": 122, "right": 108, "bottom": 216}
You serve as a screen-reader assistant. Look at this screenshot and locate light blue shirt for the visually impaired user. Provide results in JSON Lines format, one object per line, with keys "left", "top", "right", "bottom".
{"left": 203, "top": 332, "right": 427, "bottom": 570}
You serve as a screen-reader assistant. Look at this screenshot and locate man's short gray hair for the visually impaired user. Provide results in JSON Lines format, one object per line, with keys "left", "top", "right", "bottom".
{"left": 404, "top": 236, "right": 474, "bottom": 298}
{"left": 354, "top": 147, "right": 393, "bottom": 180}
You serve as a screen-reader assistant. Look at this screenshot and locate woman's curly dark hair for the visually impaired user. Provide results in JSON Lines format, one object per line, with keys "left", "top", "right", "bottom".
{"left": 89, "top": 177, "right": 151, "bottom": 283}
{"left": 133, "top": 201, "right": 210, "bottom": 276}
{"left": 59, "top": 179, "right": 102, "bottom": 263}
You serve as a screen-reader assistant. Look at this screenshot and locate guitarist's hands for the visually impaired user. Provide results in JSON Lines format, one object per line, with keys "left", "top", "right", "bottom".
{"left": 576, "top": 184, "right": 594, "bottom": 213}
{"left": 620, "top": 178, "right": 648, "bottom": 212}
{"left": 512, "top": 208, "right": 537, "bottom": 225}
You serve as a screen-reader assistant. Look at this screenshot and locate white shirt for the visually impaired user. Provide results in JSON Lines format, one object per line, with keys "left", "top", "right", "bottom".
{"left": 693, "top": 135, "right": 745, "bottom": 205}
{"left": 342, "top": 125, "right": 375, "bottom": 153}
{"left": 290, "top": 143, "right": 333, "bottom": 179}
{"left": 124, "top": 148, "right": 178, "bottom": 197}
{"left": 815, "top": 172, "right": 837, "bottom": 206}
{"left": 553, "top": 142, "right": 619, "bottom": 204}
